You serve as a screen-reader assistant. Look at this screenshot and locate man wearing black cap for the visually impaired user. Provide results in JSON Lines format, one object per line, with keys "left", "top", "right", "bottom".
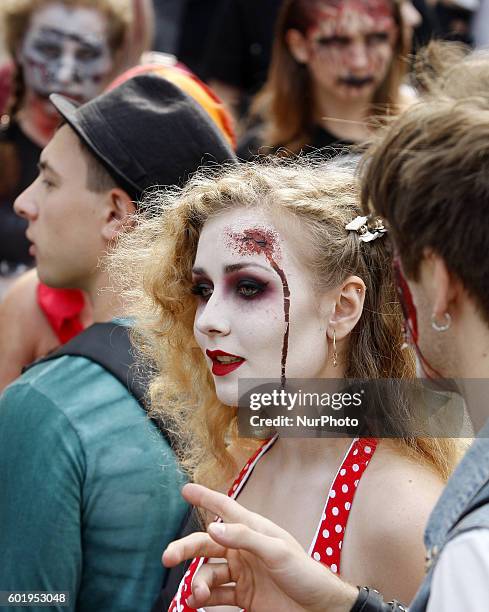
{"left": 0, "top": 74, "right": 234, "bottom": 612}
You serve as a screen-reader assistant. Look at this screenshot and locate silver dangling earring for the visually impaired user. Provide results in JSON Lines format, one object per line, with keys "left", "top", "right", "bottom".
{"left": 431, "top": 312, "right": 451, "bottom": 332}
{"left": 332, "top": 329, "right": 338, "bottom": 367}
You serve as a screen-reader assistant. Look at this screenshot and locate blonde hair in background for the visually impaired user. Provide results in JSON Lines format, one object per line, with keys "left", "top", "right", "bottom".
{"left": 109, "top": 159, "right": 464, "bottom": 490}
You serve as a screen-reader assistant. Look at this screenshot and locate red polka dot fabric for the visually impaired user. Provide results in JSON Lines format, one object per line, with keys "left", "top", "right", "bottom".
{"left": 169, "top": 436, "right": 377, "bottom": 612}
{"left": 310, "top": 437, "right": 377, "bottom": 575}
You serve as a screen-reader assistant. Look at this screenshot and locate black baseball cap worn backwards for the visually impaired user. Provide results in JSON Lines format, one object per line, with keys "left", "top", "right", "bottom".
{"left": 49, "top": 74, "right": 236, "bottom": 201}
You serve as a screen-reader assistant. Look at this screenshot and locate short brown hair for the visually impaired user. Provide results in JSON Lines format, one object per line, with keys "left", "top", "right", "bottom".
{"left": 361, "top": 45, "right": 489, "bottom": 323}
{"left": 77, "top": 136, "right": 117, "bottom": 194}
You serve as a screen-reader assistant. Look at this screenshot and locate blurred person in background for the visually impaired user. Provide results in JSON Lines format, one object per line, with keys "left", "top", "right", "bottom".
{"left": 175, "top": 0, "right": 223, "bottom": 80}
{"left": 152, "top": 0, "right": 187, "bottom": 56}
{"left": 0, "top": 0, "right": 154, "bottom": 390}
{"left": 202, "top": 0, "right": 283, "bottom": 121}
{"left": 0, "top": 0, "right": 137, "bottom": 279}
{"left": 237, "top": 0, "right": 413, "bottom": 160}
{"left": 203, "top": 0, "right": 436, "bottom": 127}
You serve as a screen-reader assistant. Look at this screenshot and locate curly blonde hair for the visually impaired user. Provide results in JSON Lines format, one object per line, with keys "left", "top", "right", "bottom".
{"left": 110, "top": 159, "right": 463, "bottom": 489}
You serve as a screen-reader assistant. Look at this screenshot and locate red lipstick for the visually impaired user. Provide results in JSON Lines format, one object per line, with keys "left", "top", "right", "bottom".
{"left": 206, "top": 349, "right": 245, "bottom": 376}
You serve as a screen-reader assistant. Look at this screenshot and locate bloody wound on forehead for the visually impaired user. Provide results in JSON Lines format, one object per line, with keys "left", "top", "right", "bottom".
{"left": 309, "top": 0, "right": 395, "bottom": 25}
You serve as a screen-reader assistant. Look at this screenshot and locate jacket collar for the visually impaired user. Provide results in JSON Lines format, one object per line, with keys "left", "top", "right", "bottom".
{"left": 425, "top": 418, "right": 489, "bottom": 552}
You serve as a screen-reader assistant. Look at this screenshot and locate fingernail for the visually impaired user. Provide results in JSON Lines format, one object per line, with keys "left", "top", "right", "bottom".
{"left": 209, "top": 522, "right": 225, "bottom": 536}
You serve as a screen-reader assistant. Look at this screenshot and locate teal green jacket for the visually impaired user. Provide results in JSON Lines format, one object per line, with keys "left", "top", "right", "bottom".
{"left": 0, "top": 354, "right": 187, "bottom": 611}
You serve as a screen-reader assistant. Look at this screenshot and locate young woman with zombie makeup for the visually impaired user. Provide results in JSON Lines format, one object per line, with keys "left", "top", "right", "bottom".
{"left": 110, "top": 161, "right": 462, "bottom": 611}
{"left": 238, "top": 0, "right": 410, "bottom": 159}
{"left": 0, "top": 0, "right": 132, "bottom": 273}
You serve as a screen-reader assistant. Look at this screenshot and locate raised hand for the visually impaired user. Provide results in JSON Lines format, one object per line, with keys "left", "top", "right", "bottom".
{"left": 163, "top": 483, "right": 358, "bottom": 612}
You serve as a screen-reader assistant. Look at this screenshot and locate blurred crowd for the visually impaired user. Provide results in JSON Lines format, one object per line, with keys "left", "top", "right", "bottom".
{"left": 1, "top": 2, "right": 489, "bottom": 612}
{"left": 1, "top": 0, "right": 489, "bottom": 289}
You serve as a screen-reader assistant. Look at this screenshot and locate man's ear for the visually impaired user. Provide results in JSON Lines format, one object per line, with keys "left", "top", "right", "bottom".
{"left": 327, "top": 276, "right": 366, "bottom": 341}
{"left": 285, "top": 29, "right": 309, "bottom": 64}
{"left": 101, "top": 188, "right": 137, "bottom": 242}
{"left": 422, "top": 251, "right": 458, "bottom": 322}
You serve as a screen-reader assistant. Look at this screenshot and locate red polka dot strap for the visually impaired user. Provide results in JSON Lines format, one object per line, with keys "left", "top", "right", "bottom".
{"left": 168, "top": 436, "right": 377, "bottom": 612}
{"left": 309, "top": 437, "right": 377, "bottom": 575}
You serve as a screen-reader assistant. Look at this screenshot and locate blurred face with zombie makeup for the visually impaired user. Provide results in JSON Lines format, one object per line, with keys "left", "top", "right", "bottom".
{"left": 287, "top": 0, "right": 398, "bottom": 105}
{"left": 17, "top": 3, "right": 114, "bottom": 118}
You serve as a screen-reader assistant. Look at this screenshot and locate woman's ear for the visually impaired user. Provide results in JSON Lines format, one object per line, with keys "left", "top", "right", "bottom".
{"left": 285, "top": 28, "right": 309, "bottom": 64}
{"left": 101, "top": 188, "right": 137, "bottom": 242}
{"left": 327, "top": 276, "right": 366, "bottom": 341}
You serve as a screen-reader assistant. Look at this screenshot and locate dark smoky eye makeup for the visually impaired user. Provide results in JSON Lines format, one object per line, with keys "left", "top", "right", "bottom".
{"left": 225, "top": 274, "right": 270, "bottom": 300}
{"left": 191, "top": 283, "right": 213, "bottom": 301}
{"left": 34, "top": 41, "right": 62, "bottom": 59}
{"left": 367, "top": 31, "right": 390, "bottom": 44}
{"left": 190, "top": 275, "right": 213, "bottom": 301}
{"left": 315, "top": 35, "right": 350, "bottom": 47}
{"left": 76, "top": 45, "right": 103, "bottom": 61}
{"left": 190, "top": 274, "right": 271, "bottom": 302}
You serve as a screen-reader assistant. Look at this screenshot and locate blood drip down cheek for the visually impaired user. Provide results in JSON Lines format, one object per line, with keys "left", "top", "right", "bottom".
{"left": 225, "top": 227, "right": 291, "bottom": 386}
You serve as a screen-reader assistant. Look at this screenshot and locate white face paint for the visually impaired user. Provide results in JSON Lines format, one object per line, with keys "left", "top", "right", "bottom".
{"left": 19, "top": 3, "right": 114, "bottom": 104}
{"left": 192, "top": 208, "right": 335, "bottom": 407}
{"left": 302, "top": 0, "right": 397, "bottom": 103}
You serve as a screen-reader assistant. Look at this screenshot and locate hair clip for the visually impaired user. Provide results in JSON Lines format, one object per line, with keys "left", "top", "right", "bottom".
{"left": 345, "top": 215, "right": 387, "bottom": 243}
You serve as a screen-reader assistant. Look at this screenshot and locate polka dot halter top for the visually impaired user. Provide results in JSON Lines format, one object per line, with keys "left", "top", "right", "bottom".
{"left": 169, "top": 436, "right": 377, "bottom": 612}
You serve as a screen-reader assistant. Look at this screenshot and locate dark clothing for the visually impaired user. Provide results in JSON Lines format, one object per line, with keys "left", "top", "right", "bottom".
{"left": 153, "top": 0, "right": 188, "bottom": 54}
{"left": 412, "top": 0, "right": 440, "bottom": 50}
{"left": 177, "top": 0, "right": 222, "bottom": 79}
{"left": 0, "top": 120, "right": 38, "bottom": 268}
{"left": 237, "top": 123, "right": 356, "bottom": 160}
{"left": 204, "top": 0, "right": 283, "bottom": 97}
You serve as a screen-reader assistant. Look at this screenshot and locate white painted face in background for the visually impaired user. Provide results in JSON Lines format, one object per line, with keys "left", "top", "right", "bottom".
{"left": 19, "top": 3, "right": 114, "bottom": 104}
{"left": 303, "top": 0, "right": 397, "bottom": 102}
{"left": 192, "top": 208, "right": 336, "bottom": 407}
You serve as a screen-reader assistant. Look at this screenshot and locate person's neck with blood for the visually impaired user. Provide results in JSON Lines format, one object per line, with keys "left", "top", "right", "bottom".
{"left": 18, "top": 91, "right": 61, "bottom": 146}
